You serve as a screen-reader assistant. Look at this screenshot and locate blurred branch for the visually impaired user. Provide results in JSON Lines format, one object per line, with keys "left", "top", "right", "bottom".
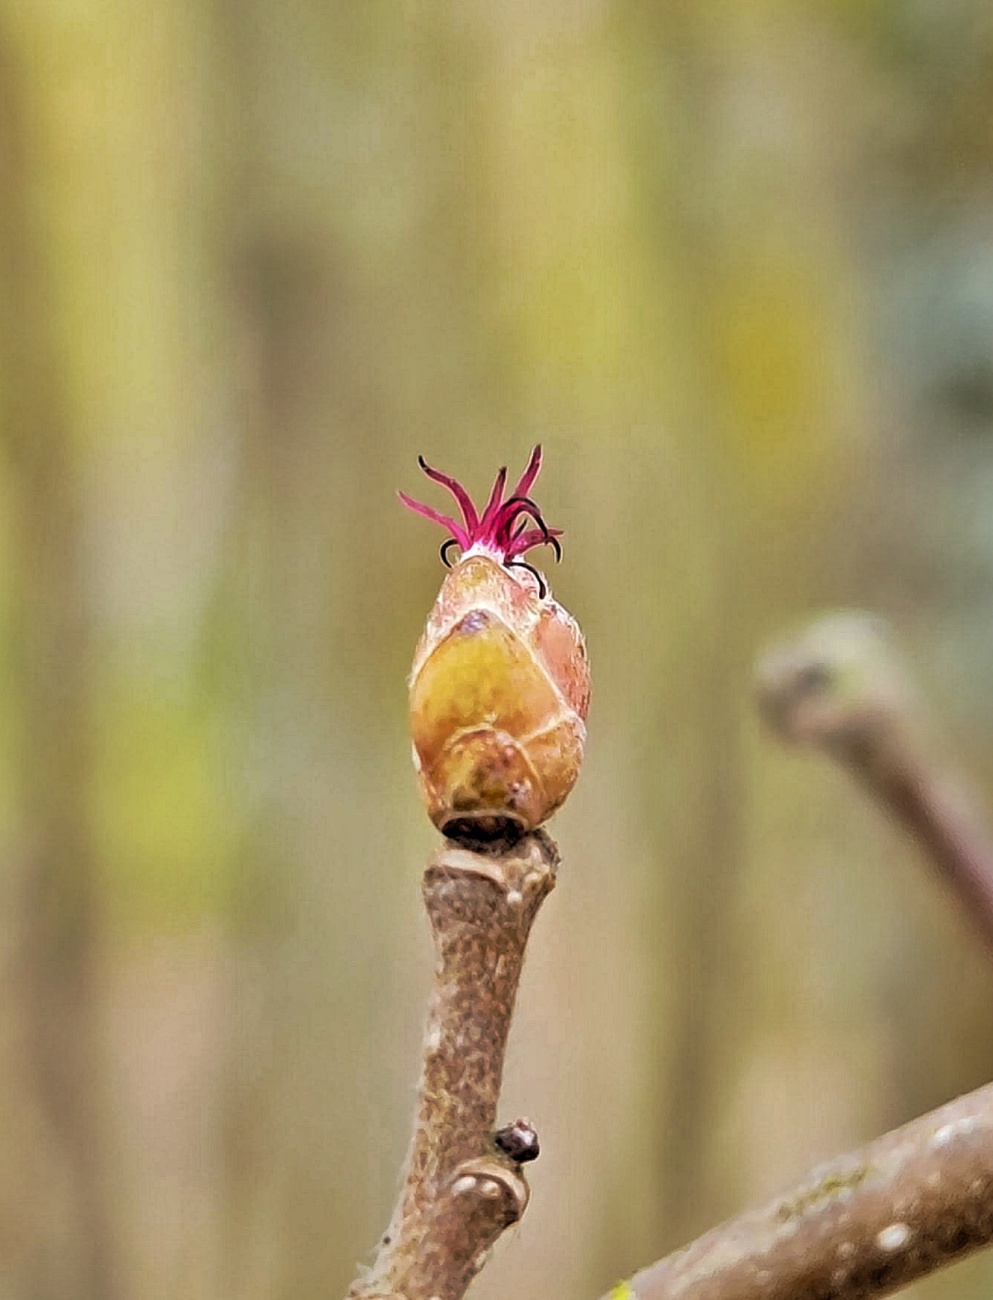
{"left": 347, "top": 833, "right": 558, "bottom": 1300}
{"left": 755, "top": 611, "right": 993, "bottom": 954}
{"left": 591, "top": 613, "right": 993, "bottom": 1299}
{"left": 604, "top": 1079, "right": 993, "bottom": 1300}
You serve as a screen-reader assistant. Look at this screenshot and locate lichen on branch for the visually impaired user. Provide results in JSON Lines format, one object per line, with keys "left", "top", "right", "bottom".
{"left": 605, "top": 1080, "right": 993, "bottom": 1300}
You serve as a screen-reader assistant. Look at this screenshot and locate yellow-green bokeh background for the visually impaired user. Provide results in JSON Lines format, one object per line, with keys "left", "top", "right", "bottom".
{"left": 2, "top": 3, "right": 993, "bottom": 1298}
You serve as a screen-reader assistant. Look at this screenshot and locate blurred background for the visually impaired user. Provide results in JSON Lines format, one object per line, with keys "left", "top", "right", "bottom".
{"left": 1, "top": 2, "right": 993, "bottom": 1298}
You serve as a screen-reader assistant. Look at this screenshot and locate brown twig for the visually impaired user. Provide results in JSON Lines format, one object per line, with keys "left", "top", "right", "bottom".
{"left": 591, "top": 612, "right": 993, "bottom": 1300}
{"left": 347, "top": 832, "right": 558, "bottom": 1300}
{"left": 601, "top": 1079, "right": 993, "bottom": 1300}
{"left": 755, "top": 610, "right": 993, "bottom": 953}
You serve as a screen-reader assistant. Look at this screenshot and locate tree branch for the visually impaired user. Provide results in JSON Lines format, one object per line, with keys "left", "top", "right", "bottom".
{"left": 347, "top": 832, "right": 558, "bottom": 1300}
{"left": 843, "top": 745, "right": 993, "bottom": 953}
{"left": 597, "top": 613, "right": 993, "bottom": 1300}
{"left": 602, "top": 1080, "right": 993, "bottom": 1300}
{"left": 755, "top": 610, "right": 993, "bottom": 953}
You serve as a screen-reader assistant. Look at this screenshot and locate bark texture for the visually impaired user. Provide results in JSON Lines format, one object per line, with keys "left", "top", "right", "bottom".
{"left": 349, "top": 832, "right": 558, "bottom": 1300}
{"left": 612, "top": 1081, "right": 993, "bottom": 1300}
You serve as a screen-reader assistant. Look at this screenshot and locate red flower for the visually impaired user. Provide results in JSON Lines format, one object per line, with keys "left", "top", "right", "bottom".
{"left": 400, "top": 446, "right": 589, "bottom": 842}
{"left": 398, "top": 445, "right": 562, "bottom": 591}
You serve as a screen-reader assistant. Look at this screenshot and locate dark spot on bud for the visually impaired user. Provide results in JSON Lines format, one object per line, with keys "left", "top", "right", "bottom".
{"left": 495, "top": 1118, "right": 540, "bottom": 1164}
{"left": 458, "top": 610, "right": 492, "bottom": 635}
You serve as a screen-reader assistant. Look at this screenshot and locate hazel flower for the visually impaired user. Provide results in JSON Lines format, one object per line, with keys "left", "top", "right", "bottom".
{"left": 400, "top": 447, "right": 590, "bottom": 842}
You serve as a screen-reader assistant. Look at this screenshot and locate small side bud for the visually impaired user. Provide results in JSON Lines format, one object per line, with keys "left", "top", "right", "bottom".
{"left": 494, "top": 1118, "right": 540, "bottom": 1164}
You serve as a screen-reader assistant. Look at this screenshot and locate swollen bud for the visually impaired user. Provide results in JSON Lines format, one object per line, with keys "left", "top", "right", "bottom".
{"left": 400, "top": 447, "right": 590, "bottom": 842}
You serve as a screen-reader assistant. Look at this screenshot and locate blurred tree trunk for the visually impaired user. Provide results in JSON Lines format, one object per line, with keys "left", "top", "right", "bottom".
{"left": 0, "top": 23, "right": 116, "bottom": 1300}
{"left": 846, "top": 3, "right": 993, "bottom": 1143}
{"left": 627, "top": 5, "right": 857, "bottom": 1250}
{"left": 209, "top": 7, "right": 464, "bottom": 1297}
